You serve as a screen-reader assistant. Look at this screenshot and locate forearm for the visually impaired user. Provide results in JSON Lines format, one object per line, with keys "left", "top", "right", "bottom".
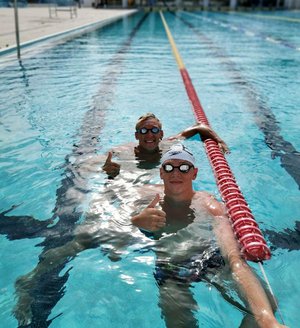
{"left": 171, "top": 123, "right": 229, "bottom": 154}
{"left": 229, "top": 256, "right": 279, "bottom": 328}
{"left": 177, "top": 123, "right": 219, "bottom": 141}
{"left": 215, "top": 217, "right": 282, "bottom": 327}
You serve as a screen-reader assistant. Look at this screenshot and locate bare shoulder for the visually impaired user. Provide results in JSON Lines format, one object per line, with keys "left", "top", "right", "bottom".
{"left": 131, "top": 184, "right": 164, "bottom": 207}
{"left": 193, "top": 191, "right": 227, "bottom": 217}
{"left": 136, "top": 184, "right": 164, "bottom": 197}
{"left": 111, "top": 142, "right": 136, "bottom": 158}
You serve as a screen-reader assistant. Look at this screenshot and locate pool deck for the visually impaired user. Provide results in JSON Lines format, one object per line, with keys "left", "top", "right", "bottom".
{"left": 0, "top": 7, "right": 137, "bottom": 54}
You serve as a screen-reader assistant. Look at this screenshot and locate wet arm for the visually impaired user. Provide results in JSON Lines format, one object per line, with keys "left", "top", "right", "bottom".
{"left": 214, "top": 217, "right": 286, "bottom": 328}
{"left": 71, "top": 151, "right": 120, "bottom": 178}
{"left": 168, "top": 122, "right": 230, "bottom": 154}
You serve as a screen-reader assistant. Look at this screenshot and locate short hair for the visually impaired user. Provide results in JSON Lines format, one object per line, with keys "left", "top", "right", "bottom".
{"left": 135, "top": 113, "right": 162, "bottom": 130}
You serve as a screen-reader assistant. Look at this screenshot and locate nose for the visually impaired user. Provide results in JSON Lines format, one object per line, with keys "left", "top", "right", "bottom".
{"left": 171, "top": 168, "right": 182, "bottom": 176}
{"left": 143, "top": 130, "right": 157, "bottom": 138}
{"left": 146, "top": 130, "right": 155, "bottom": 135}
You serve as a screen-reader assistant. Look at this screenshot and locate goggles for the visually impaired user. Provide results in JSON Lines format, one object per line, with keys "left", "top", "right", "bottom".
{"left": 162, "top": 163, "right": 194, "bottom": 173}
{"left": 136, "top": 127, "right": 161, "bottom": 134}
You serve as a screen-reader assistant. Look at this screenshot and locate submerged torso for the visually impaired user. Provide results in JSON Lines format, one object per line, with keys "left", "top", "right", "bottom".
{"left": 110, "top": 139, "right": 178, "bottom": 185}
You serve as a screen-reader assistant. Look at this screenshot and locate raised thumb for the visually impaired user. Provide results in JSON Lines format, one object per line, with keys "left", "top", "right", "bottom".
{"left": 104, "top": 151, "right": 113, "bottom": 165}
{"left": 147, "top": 193, "right": 160, "bottom": 208}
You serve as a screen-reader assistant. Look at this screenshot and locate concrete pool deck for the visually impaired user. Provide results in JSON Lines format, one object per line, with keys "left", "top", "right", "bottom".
{"left": 0, "top": 7, "right": 137, "bottom": 55}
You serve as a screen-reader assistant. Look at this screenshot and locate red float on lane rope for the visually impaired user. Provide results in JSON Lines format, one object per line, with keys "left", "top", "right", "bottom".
{"left": 159, "top": 11, "right": 271, "bottom": 261}
{"left": 181, "top": 69, "right": 271, "bottom": 262}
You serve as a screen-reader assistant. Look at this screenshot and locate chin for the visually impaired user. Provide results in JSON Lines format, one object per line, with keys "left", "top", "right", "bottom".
{"left": 144, "top": 144, "right": 158, "bottom": 151}
{"left": 169, "top": 184, "right": 183, "bottom": 191}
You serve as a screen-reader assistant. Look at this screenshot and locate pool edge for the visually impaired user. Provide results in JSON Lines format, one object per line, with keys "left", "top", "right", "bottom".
{"left": 0, "top": 9, "right": 138, "bottom": 58}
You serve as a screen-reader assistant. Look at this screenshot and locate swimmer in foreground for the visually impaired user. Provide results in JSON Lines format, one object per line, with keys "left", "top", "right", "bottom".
{"left": 10, "top": 114, "right": 229, "bottom": 325}
{"left": 102, "top": 112, "right": 229, "bottom": 179}
{"left": 13, "top": 144, "right": 285, "bottom": 328}
{"left": 131, "top": 143, "right": 286, "bottom": 328}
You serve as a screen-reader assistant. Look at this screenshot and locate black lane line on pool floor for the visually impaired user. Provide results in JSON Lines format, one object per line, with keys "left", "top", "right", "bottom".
{"left": 172, "top": 12, "right": 300, "bottom": 190}
{"left": 185, "top": 11, "right": 299, "bottom": 51}
{"left": 175, "top": 12, "right": 300, "bottom": 254}
{"left": 0, "top": 13, "right": 149, "bottom": 328}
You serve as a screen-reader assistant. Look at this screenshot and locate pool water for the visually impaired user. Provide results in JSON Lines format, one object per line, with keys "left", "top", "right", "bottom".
{"left": 0, "top": 10, "right": 299, "bottom": 328}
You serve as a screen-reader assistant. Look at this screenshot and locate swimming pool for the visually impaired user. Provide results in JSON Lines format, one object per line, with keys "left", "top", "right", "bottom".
{"left": 0, "top": 10, "right": 299, "bottom": 327}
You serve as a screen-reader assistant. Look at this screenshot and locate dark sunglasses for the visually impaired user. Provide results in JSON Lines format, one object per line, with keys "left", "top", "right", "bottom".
{"left": 162, "top": 163, "right": 194, "bottom": 173}
{"left": 136, "top": 127, "right": 161, "bottom": 134}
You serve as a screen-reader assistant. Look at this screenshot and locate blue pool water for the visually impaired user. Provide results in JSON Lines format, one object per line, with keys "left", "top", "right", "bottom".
{"left": 0, "top": 10, "right": 299, "bottom": 328}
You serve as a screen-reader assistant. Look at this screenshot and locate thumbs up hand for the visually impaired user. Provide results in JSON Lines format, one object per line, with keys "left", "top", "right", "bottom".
{"left": 102, "top": 151, "right": 120, "bottom": 178}
{"left": 131, "top": 194, "right": 166, "bottom": 232}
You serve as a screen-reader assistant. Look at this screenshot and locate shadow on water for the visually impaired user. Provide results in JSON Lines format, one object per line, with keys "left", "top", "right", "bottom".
{"left": 265, "top": 221, "right": 300, "bottom": 251}
{"left": 1, "top": 11, "right": 299, "bottom": 327}
{"left": 169, "top": 12, "right": 300, "bottom": 253}
{"left": 0, "top": 13, "right": 149, "bottom": 327}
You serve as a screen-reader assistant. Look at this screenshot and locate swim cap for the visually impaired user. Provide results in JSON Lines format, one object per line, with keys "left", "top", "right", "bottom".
{"left": 161, "top": 143, "right": 196, "bottom": 166}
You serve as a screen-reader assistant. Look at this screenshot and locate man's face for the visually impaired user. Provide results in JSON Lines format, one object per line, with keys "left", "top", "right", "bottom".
{"left": 135, "top": 118, "right": 164, "bottom": 152}
{"left": 160, "top": 159, "right": 198, "bottom": 195}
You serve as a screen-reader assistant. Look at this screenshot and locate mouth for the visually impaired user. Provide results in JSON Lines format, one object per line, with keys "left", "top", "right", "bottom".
{"left": 144, "top": 140, "right": 157, "bottom": 145}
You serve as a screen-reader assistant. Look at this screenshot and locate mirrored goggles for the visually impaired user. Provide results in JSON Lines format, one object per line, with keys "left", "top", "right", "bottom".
{"left": 137, "top": 127, "right": 161, "bottom": 134}
{"left": 162, "top": 163, "right": 194, "bottom": 173}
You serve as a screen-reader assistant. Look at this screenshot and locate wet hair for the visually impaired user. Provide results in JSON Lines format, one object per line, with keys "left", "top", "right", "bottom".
{"left": 135, "top": 113, "right": 162, "bottom": 130}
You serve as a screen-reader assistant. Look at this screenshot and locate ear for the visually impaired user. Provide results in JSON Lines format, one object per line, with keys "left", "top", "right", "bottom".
{"left": 159, "top": 167, "right": 163, "bottom": 179}
{"left": 160, "top": 130, "right": 164, "bottom": 140}
{"left": 192, "top": 168, "right": 198, "bottom": 180}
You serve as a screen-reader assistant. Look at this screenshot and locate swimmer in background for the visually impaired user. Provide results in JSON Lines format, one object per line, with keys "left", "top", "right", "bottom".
{"left": 131, "top": 143, "right": 287, "bottom": 328}
{"left": 101, "top": 112, "right": 229, "bottom": 179}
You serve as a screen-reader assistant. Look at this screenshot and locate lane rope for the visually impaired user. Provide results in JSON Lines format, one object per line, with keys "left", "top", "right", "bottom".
{"left": 160, "top": 12, "right": 286, "bottom": 325}
{"left": 258, "top": 262, "right": 286, "bottom": 325}
{"left": 159, "top": 11, "right": 271, "bottom": 263}
{"left": 175, "top": 11, "right": 300, "bottom": 187}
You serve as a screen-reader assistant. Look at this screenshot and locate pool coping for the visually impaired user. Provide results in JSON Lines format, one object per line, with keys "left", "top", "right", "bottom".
{"left": 0, "top": 9, "right": 138, "bottom": 57}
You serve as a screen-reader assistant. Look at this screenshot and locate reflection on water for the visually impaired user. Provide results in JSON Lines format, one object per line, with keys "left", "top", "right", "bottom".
{"left": 0, "top": 9, "right": 299, "bottom": 328}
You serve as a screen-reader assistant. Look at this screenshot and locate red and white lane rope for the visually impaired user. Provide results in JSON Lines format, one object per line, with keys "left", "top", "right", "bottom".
{"left": 160, "top": 11, "right": 271, "bottom": 262}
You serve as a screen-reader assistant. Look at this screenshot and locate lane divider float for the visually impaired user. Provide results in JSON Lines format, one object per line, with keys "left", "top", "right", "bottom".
{"left": 159, "top": 11, "right": 271, "bottom": 262}
{"left": 231, "top": 12, "right": 300, "bottom": 24}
